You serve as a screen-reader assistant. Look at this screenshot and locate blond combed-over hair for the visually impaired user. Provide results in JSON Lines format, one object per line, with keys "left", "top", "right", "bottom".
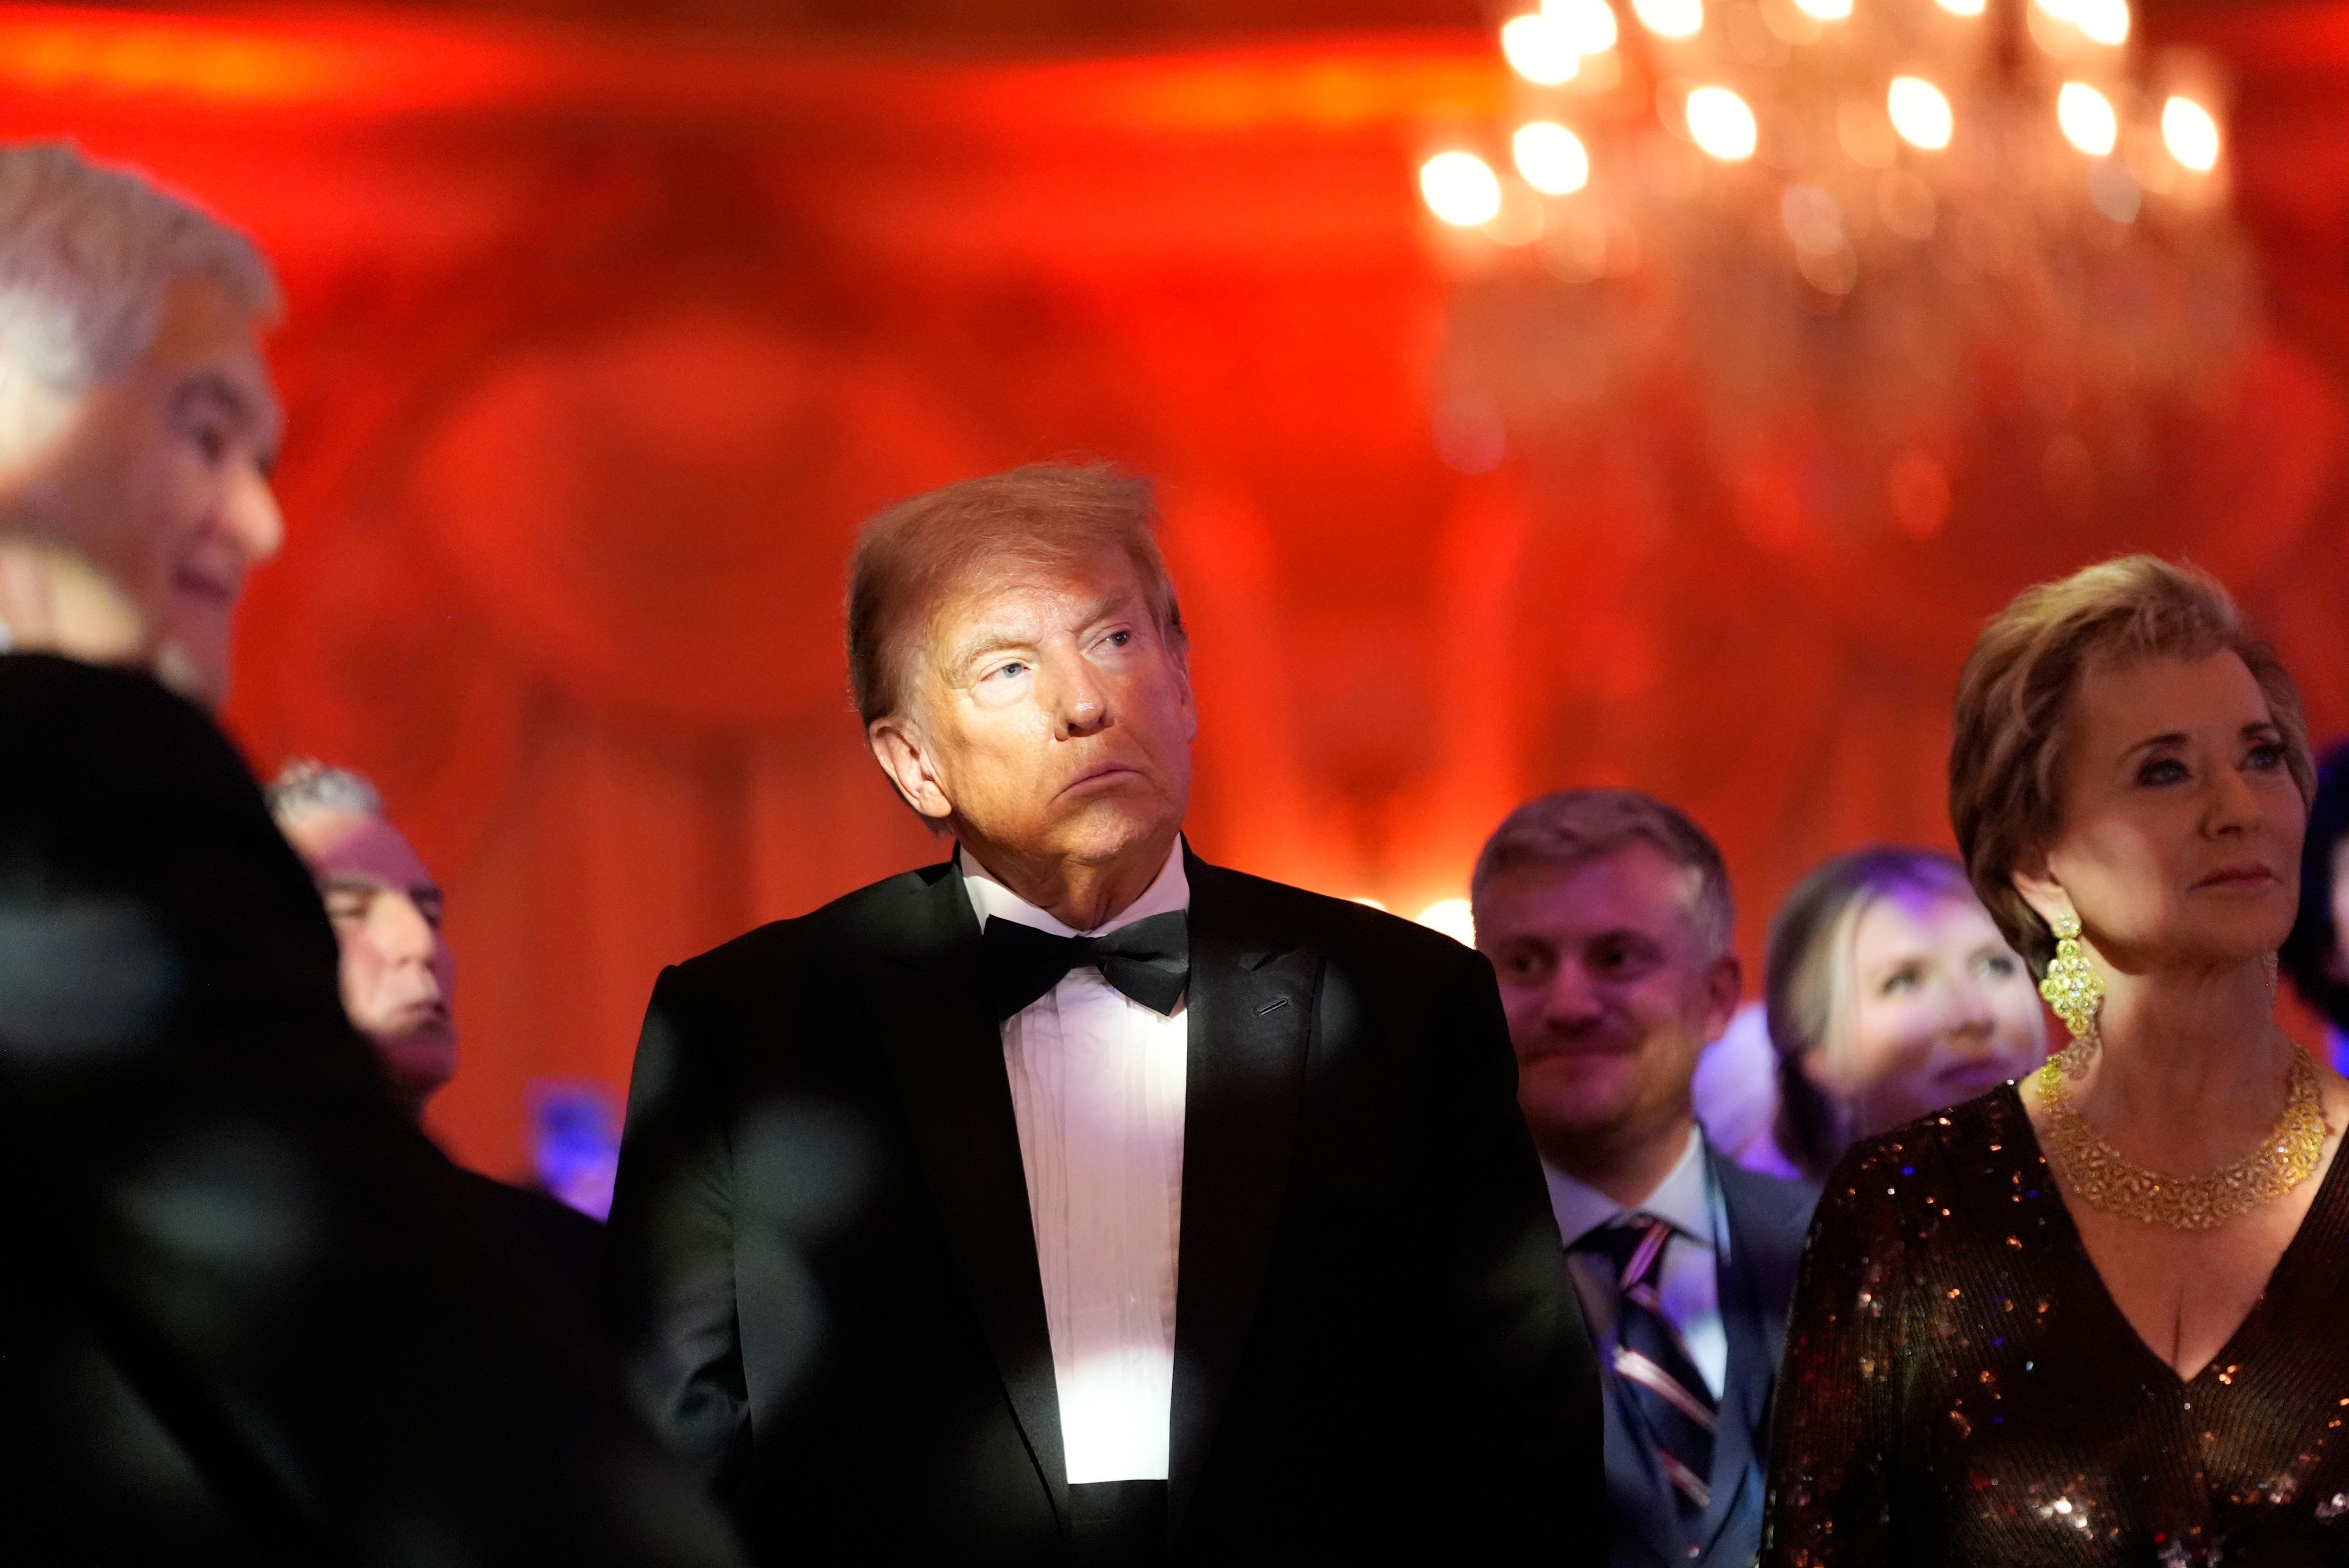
{"left": 1948, "top": 555, "right": 2315, "bottom": 977}
{"left": 1471, "top": 787, "right": 1736, "bottom": 958}
{"left": 845, "top": 461, "right": 1185, "bottom": 724}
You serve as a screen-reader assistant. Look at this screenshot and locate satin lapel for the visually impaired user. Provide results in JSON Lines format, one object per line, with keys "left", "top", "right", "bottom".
{"left": 861, "top": 863, "right": 1066, "bottom": 1523}
{"left": 1167, "top": 859, "right": 1318, "bottom": 1535}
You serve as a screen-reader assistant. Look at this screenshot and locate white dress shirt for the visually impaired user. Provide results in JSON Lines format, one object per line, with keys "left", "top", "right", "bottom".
{"left": 962, "top": 840, "right": 1189, "bottom": 1485}
{"left": 1544, "top": 1126, "right": 1728, "bottom": 1400}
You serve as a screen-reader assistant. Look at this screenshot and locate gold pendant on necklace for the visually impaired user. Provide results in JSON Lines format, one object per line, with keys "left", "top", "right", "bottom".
{"left": 2036, "top": 1048, "right": 2328, "bottom": 1232}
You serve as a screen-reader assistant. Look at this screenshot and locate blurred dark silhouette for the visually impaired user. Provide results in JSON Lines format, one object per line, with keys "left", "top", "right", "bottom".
{"left": 0, "top": 142, "right": 744, "bottom": 1566}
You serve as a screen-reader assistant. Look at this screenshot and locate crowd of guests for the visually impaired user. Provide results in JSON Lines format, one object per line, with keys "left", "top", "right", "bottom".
{"left": 13, "top": 139, "right": 2349, "bottom": 1566}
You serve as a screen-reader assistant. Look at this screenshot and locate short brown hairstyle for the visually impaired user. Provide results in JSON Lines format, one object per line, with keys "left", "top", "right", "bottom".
{"left": 1949, "top": 555, "right": 2315, "bottom": 976}
{"left": 1471, "top": 787, "right": 1735, "bottom": 956}
{"left": 845, "top": 462, "right": 1186, "bottom": 723}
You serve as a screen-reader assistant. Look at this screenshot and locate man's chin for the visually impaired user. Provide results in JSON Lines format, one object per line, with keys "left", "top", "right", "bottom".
{"left": 1039, "top": 795, "right": 1182, "bottom": 863}
{"left": 150, "top": 633, "right": 228, "bottom": 710}
{"left": 371, "top": 1030, "right": 458, "bottom": 1091}
{"left": 1520, "top": 1056, "right": 1643, "bottom": 1126}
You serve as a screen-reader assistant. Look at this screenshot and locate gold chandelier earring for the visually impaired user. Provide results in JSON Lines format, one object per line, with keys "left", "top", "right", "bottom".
{"left": 2039, "top": 912, "right": 2104, "bottom": 1080}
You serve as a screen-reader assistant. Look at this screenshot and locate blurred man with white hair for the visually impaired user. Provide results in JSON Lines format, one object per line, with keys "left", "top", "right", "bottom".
{"left": 0, "top": 139, "right": 283, "bottom": 705}
{"left": 0, "top": 143, "right": 741, "bottom": 1567}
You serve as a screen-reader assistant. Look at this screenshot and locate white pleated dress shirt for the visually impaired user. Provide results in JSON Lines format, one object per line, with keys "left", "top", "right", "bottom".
{"left": 1545, "top": 1126, "right": 1729, "bottom": 1400}
{"left": 961, "top": 841, "right": 1190, "bottom": 1485}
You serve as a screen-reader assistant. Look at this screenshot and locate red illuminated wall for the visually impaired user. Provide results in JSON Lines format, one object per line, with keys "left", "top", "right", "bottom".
{"left": 6, "top": 4, "right": 2348, "bottom": 1175}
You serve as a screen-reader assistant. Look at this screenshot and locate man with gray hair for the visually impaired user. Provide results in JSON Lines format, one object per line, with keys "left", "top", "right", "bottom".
{"left": 268, "top": 759, "right": 607, "bottom": 1304}
{"left": 267, "top": 761, "right": 460, "bottom": 1115}
{"left": 609, "top": 461, "right": 1601, "bottom": 1564}
{"left": 1472, "top": 789, "right": 1816, "bottom": 1568}
{"left": 0, "top": 143, "right": 741, "bottom": 1567}
{"left": 0, "top": 139, "right": 283, "bottom": 706}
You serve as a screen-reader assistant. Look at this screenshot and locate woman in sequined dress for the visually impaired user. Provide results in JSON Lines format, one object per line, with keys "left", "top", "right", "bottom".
{"left": 1761, "top": 556, "right": 2349, "bottom": 1568}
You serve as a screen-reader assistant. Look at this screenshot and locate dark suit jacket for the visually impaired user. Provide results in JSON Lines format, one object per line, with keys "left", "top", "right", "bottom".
{"left": 1598, "top": 1143, "right": 1817, "bottom": 1568}
{"left": 453, "top": 1167, "right": 607, "bottom": 1321}
{"left": 607, "top": 847, "right": 1603, "bottom": 1564}
{"left": 0, "top": 653, "right": 741, "bottom": 1568}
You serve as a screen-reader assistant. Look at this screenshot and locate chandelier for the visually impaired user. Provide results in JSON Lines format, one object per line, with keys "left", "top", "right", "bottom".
{"left": 1417, "top": 0, "right": 2255, "bottom": 527}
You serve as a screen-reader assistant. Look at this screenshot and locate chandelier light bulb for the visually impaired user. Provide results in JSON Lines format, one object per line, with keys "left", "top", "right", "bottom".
{"left": 1935, "top": 0, "right": 1986, "bottom": 14}
{"left": 2033, "top": 0, "right": 2080, "bottom": 21}
{"left": 2056, "top": 81, "right": 2118, "bottom": 156}
{"left": 1887, "top": 76, "right": 1954, "bottom": 150}
{"left": 2162, "top": 95, "right": 2221, "bottom": 172}
{"left": 1686, "top": 86, "right": 1759, "bottom": 160}
{"left": 1632, "top": 0, "right": 1705, "bottom": 40}
{"left": 1501, "top": 13, "right": 1583, "bottom": 84}
{"left": 1794, "top": 0, "right": 1853, "bottom": 20}
{"left": 1545, "top": 0, "right": 1622, "bottom": 54}
{"left": 2073, "top": 0, "right": 2129, "bottom": 45}
{"left": 1513, "top": 121, "right": 1594, "bottom": 195}
{"left": 1415, "top": 898, "right": 1477, "bottom": 946}
{"left": 1420, "top": 151, "right": 1506, "bottom": 227}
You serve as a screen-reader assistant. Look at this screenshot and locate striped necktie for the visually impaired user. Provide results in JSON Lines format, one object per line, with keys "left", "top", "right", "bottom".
{"left": 1573, "top": 1214, "right": 1717, "bottom": 1521}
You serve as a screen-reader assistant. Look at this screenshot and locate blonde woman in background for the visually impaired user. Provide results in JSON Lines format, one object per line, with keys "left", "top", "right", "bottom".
{"left": 1758, "top": 848, "right": 2049, "bottom": 1183}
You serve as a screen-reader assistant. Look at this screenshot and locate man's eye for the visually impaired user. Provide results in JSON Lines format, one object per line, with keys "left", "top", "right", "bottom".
{"left": 1593, "top": 944, "right": 1646, "bottom": 976}
{"left": 1105, "top": 630, "right": 1133, "bottom": 648}
{"left": 2136, "top": 757, "right": 2189, "bottom": 786}
{"left": 188, "top": 423, "right": 229, "bottom": 464}
{"left": 987, "top": 661, "right": 1027, "bottom": 683}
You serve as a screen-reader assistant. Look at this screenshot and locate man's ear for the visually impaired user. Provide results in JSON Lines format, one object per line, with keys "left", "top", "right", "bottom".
{"left": 1173, "top": 645, "right": 1198, "bottom": 743}
{"left": 1702, "top": 951, "right": 1743, "bottom": 1042}
{"left": 866, "top": 712, "right": 954, "bottom": 822}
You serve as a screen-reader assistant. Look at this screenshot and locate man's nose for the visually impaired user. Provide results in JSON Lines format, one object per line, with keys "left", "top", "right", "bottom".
{"left": 370, "top": 893, "right": 442, "bottom": 973}
{"left": 1042, "top": 650, "right": 1114, "bottom": 739}
{"left": 223, "top": 465, "right": 285, "bottom": 570}
{"left": 1543, "top": 962, "right": 1606, "bottom": 1027}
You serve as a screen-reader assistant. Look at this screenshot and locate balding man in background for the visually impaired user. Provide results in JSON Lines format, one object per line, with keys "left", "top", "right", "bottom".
{"left": 608, "top": 463, "right": 1601, "bottom": 1566}
{"left": 0, "top": 141, "right": 739, "bottom": 1566}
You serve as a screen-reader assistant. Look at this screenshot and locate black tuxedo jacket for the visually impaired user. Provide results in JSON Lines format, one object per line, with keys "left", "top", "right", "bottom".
{"left": 607, "top": 847, "right": 1603, "bottom": 1563}
{"left": 1600, "top": 1143, "right": 1817, "bottom": 1568}
{"left": 0, "top": 653, "right": 740, "bottom": 1567}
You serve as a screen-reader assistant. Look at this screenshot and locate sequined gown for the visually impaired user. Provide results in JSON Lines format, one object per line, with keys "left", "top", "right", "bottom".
{"left": 1761, "top": 1083, "right": 2349, "bottom": 1567}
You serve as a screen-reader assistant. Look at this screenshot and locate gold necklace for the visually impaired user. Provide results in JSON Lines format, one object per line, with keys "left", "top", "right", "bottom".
{"left": 2035, "top": 1046, "right": 2328, "bottom": 1231}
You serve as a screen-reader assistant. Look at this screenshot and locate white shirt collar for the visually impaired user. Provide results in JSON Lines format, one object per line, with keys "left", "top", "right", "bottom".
{"left": 1544, "top": 1125, "right": 1714, "bottom": 1254}
{"left": 960, "top": 836, "right": 1190, "bottom": 940}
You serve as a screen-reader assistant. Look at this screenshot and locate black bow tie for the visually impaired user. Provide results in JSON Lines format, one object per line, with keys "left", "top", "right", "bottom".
{"left": 979, "top": 910, "right": 1190, "bottom": 1020}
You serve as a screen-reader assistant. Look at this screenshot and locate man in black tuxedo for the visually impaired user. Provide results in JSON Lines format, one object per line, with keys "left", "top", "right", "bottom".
{"left": 0, "top": 141, "right": 739, "bottom": 1566}
{"left": 1472, "top": 790, "right": 1818, "bottom": 1568}
{"left": 607, "top": 463, "right": 1601, "bottom": 1564}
